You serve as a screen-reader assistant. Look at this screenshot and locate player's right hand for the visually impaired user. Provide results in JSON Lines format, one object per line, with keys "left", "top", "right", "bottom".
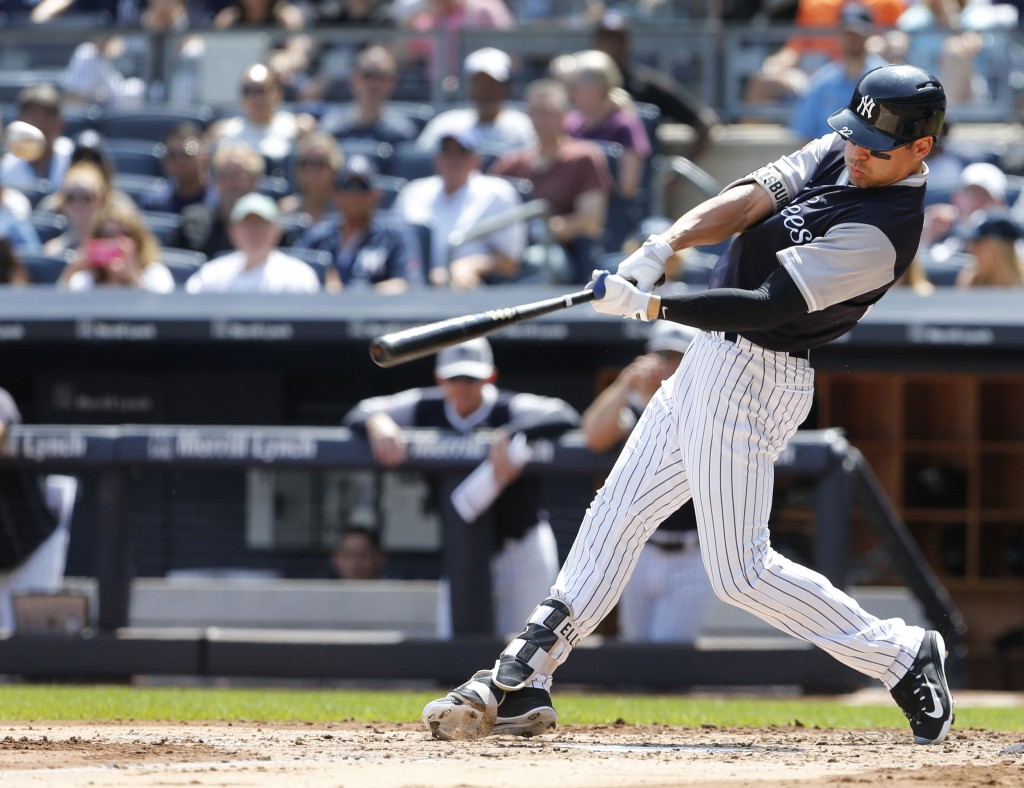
{"left": 616, "top": 234, "right": 674, "bottom": 292}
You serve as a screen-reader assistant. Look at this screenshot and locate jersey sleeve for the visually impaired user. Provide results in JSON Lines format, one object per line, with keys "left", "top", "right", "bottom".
{"left": 722, "top": 134, "right": 837, "bottom": 213}
{"left": 778, "top": 221, "right": 898, "bottom": 312}
{"left": 506, "top": 393, "right": 580, "bottom": 438}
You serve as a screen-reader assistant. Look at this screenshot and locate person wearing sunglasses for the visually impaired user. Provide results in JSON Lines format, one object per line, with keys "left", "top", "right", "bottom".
{"left": 208, "top": 63, "right": 315, "bottom": 164}
{"left": 293, "top": 154, "right": 421, "bottom": 293}
{"left": 278, "top": 132, "right": 344, "bottom": 232}
{"left": 318, "top": 46, "right": 419, "bottom": 148}
{"left": 43, "top": 161, "right": 111, "bottom": 259}
{"left": 139, "top": 123, "right": 211, "bottom": 215}
{"left": 343, "top": 337, "right": 579, "bottom": 639}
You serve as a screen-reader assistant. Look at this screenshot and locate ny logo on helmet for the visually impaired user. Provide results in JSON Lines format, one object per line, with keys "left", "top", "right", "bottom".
{"left": 857, "top": 95, "right": 876, "bottom": 119}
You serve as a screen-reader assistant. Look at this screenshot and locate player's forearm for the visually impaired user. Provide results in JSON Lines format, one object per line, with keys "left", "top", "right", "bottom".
{"left": 660, "top": 184, "right": 772, "bottom": 251}
{"left": 580, "top": 382, "right": 631, "bottom": 452}
{"left": 648, "top": 267, "right": 807, "bottom": 330}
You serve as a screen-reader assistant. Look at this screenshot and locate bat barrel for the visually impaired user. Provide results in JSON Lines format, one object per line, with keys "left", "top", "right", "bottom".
{"left": 369, "top": 288, "right": 596, "bottom": 368}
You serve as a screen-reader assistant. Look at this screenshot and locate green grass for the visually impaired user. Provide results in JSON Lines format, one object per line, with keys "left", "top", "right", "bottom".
{"left": 0, "top": 685, "right": 1020, "bottom": 731}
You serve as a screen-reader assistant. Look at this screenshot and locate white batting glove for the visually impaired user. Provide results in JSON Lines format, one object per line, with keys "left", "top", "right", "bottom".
{"left": 616, "top": 234, "right": 674, "bottom": 292}
{"left": 590, "top": 271, "right": 653, "bottom": 321}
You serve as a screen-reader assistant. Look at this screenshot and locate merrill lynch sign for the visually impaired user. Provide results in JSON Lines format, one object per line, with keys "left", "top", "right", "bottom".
{"left": 146, "top": 431, "right": 318, "bottom": 462}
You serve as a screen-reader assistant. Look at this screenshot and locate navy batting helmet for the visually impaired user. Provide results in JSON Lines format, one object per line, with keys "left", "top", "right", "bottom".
{"left": 827, "top": 64, "right": 945, "bottom": 152}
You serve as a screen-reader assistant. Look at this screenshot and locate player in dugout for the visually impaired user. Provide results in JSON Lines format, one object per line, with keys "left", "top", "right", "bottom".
{"left": 422, "top": 64, "right": 955, "bottom": 746}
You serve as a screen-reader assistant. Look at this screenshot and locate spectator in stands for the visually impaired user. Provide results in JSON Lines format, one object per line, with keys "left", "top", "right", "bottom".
{"left": 185, "top": 192, "right": 321, "bottom": 293}
{"left": 139, "top": 123, "right": 211, "bottom": 215}
{"left": 213, "top": 0, "right": 305, "bottom": 28}
{"left": 34, "top": 130, "right": 118, "bottom": 215}
{"left": 58, "top": 198, "right": 175, "bottom": 292}
{"left": 400, "top": 0, "right": 514, "bottom": 87}
{"left": 293, "top": 155, "right": 422, "bottom": 293}
{"left": 43, "top": 160, "right": 112, "bottom": 258}
{"left": 316, "top": 0, "right": 394, "bottom": 24}
{"left": 955, "top": 210, "right": 1024, "bottom": 288}
{"left": 488, "top": 79, "right": 613, "bottom": 284}
{"left": 0, "top": 184, "right": 41, "bottom": 254}
{"left": 343, "top": 337, "right": 579, "bottom": 638}
{"left": 29, "top": 0, "right": 125, "bottom": 24}
{"left": 208, "top": 64, "right": 316, "bottom": 164}
{"left": 0, "top": 238, "right": 32, "bottom": 285}
{"left": 171, "top": 140, "right": 265, "bottom": 261}
{"left": 580, "top": 321, "right": 714, "bottom": 644}
{"left": 392, "top": 127, "right": 527, "bottom": 288}
{"left": 330, "top": 527, "right": 386, "bottom": 580}
{"left": 895, "top": 255, "right": 936, "bottom": 296}
{"left": 552, "top": 49, "right": 652, "bottom": 200}
{"left": 62, "top": 36, "right": 146, "bottom": 108}
{"left": 417, "top": 47, "right": 536, "bottom": 155}
{"left": 0, "top": 85, "right": 74, "bottom": 195}
{"left": 897, "top": 0, "right": 987, "bottom": 105}
{"left": 277, "top": 132, "right": 344, "bottom": 231}
{"left": 591, "top": 10, "right": 720, "bottom": 163}
{"left": 318, "top": 46, "right": 420, "bottom": 147}
{"left": 743, "top": 0, "right": 906, "bottom": 109}
{"left": 788, "top": 4, "right": 887, "bottom": 143}
{"left": 921, "top": 161, "right": 1009, "bottom": 264}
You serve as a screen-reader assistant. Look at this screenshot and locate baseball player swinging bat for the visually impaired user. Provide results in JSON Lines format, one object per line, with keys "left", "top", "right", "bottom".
{"left": 369, "top": 288, "right": 596, "bottom": 368}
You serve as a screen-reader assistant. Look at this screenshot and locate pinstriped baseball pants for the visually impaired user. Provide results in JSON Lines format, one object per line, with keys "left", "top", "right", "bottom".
{"left": 552, "top": 330, "right": 922, "bottom": 689}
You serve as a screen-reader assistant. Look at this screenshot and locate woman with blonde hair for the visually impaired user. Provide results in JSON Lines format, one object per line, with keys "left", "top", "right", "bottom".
{"left": 552, "top": 49, "right": 652, "bottom": 200}
{"left": 58, "top": 198, "right": 175, "bottom": 292}
{"left": 43, "top": 160, "right": 112, "bottom": 258}
{"left": 955, "top": 211, "right": 1024, "bottom": 289}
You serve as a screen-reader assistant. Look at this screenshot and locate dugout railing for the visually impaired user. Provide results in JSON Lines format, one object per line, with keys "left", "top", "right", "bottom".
{"left": 0, "top": 424, "right": 965, "bottom": 691}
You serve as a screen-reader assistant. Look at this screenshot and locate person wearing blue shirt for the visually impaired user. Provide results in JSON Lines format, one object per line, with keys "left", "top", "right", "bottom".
{"left": 293, "top": 155, "right": 423, "bottom": 293}
{"left": 0, "top": 200, "right": 41, "bottom": 255}
{"left": 789, "top": 3, "right": 886, "bottom": 142}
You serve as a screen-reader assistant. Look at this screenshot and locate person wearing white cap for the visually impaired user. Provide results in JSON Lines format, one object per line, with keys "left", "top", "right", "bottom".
{"left": 921, "top": 161, "right": 1010, "bottom": 266}
{"left": 184, "top": 192, "right": 321, "bottom": 293}
{"left": 343, "top": 337, "right": 580, "bottom": 639}
{"left": 579, "top": 321, "right": 713, "bottom": 643}
{"left": 416, "top": 47, "right": 536, "bottom": 155}
{"left": 393, "top": 125, "right": 527, "bottom": 288}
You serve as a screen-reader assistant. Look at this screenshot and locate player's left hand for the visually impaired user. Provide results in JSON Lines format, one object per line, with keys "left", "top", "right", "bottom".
{"left": 589, "top": 271, "right": 653, "bottom": 321}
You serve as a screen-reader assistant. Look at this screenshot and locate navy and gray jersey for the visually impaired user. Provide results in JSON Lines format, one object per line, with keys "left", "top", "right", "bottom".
{"left": 343, "top": 385, "right": 579, "bottom": 551}
{"left": 709, "top": 132, "right": 928, "bottom": 352}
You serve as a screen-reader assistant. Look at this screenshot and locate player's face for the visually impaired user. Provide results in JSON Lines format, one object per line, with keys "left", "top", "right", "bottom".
{"left": 844, "top": 136, "right": 934, "bottom": 188}
{"left": 439, "top": 376, "right": 487, "bottom": 416}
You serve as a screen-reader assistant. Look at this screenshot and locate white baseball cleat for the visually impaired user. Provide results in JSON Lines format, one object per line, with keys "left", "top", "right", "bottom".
{"left": 422, "top": 669, "right": 558, "bottom": 741}
{"left": 422, "top": 670, "right": 499, "bottom": 741}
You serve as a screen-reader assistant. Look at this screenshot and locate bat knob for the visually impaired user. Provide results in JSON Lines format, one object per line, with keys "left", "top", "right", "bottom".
{"left": 592, "top": 271, "right": 609, "bottom": 300}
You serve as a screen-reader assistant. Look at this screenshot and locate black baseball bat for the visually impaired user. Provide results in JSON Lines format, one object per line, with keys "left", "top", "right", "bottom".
{"left": 369, "top": 288, "right": 596, "bottom": 368}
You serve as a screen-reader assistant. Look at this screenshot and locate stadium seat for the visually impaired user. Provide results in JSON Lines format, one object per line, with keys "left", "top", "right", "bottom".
{"left": 4, "top": 177, "right": 52, "bottom": 209}
{"left": 19, "top": 253, "right": 67, "bottom": 285}
{"left": 160, "top": 247, "right": 207, "bottom": 285}
{"left": 27, "top": 210, "right": 67, "bottom": 244}
{"left": 279, "top": 247, "right": 332, "bottom": 283}
{"left": 390, "top": 142, "right": 436, "bottom": 183}
{"left": 105, "top": 138, "right": 167, "bottom": 177}
{"left": 114, "top": 173, "right": 167, "bottom": 206}
{"left": 141, "top": 211, "right": 183, "bottom": 245}
{"left": 335, "top": 138, "right": 395, "bottom": 176}
{"left": 98, "top": 104, "right": 214, "bottom": 143}
{"left": 374, "top": 175, "right": 407, "bottom": 211}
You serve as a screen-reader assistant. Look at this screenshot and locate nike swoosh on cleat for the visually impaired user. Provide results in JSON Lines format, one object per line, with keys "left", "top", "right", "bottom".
{"left": 923, "top": 678, "right": 945, "bottom": 719}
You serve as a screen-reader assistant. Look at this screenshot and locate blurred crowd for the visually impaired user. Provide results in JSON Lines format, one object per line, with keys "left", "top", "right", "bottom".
{"left": 1, "top": 0, "right": 1024, "bottom": 293}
